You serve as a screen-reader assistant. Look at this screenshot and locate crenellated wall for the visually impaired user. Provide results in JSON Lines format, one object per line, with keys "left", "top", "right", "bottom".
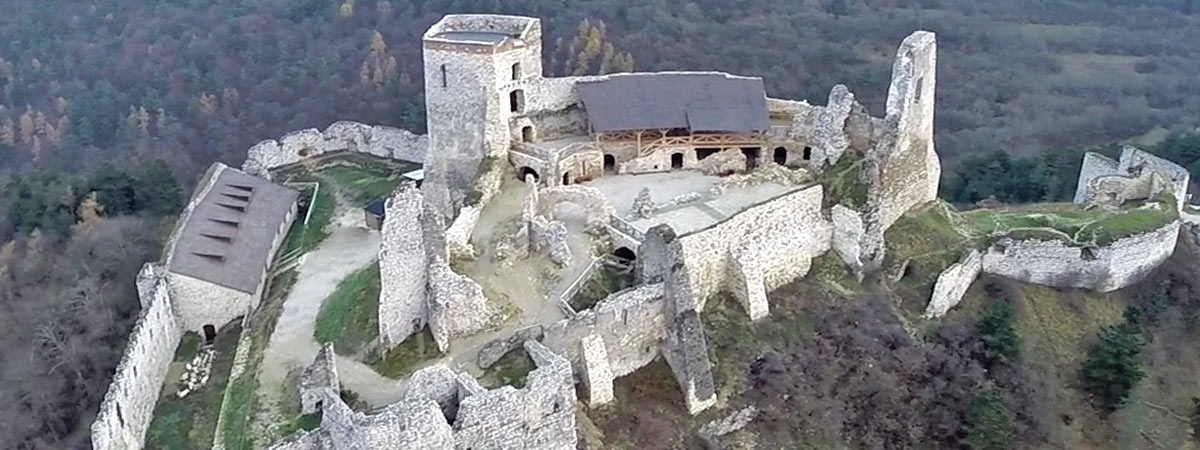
{"left": 91, "top": 264, "right": 184, "bottom": 450}
{"left": 241, "top": 121, "right": 427, "bottom": 178}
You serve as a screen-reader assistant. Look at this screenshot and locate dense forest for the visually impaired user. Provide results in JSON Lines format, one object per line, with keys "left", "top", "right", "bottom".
{"left": 2, "top": 0, "right": 1200, "bottom": 448}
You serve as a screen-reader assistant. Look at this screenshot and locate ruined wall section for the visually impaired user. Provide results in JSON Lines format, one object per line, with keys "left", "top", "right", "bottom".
{"left": 870, "top": 31, "right": 940, "bottom": 234}
{"left": 453, "top": 341, "right": 578, "bottom": 450}
{"left": 241, "top": 121, "right": 428, "bottom": 178}
{"left": 378, "top": 185, "right": 429, "bottom": 347}
{"left": 323, "top": 394, "right": 455, "bottom": 449}
{"left": 1119, "top": 147, "right": 1190, "bottom": 207}
{"left": 1073, "top": 152, "right": 1122, "bottom": 205}
{"left": 536, "top": 184, "right": 616, "bottom": 230}
{"left": 677, "top": 185, "right": 831, "bottom": 312}
{"left": 924, "top": 250, "right": 983, "bottom": 318}
{"left": 423, "top": 199, "right": 493, "bottom": 352}
{"left": 830, "top": 204, "right": 866, "bottom": 274}
{"left": 982, "top": 221, "right": 1181, "bottom": 292}
{"left": 91, "top": 264, "right": 184, "bottom": 450}
{"left": 542, "top": 284, "right": 667, "bottom": 379}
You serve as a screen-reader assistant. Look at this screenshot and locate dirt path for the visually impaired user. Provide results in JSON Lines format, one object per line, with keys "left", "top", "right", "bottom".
{"left": 254, "top": 223, "right": 404, "bottom": 425}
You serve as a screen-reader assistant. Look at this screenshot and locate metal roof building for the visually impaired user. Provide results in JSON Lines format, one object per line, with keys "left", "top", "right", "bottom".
{"left": 167, "top": 168, "right": 299, "bottom": 294}
{"left": 576, "top": 73, "right": 771, "bottom": 134}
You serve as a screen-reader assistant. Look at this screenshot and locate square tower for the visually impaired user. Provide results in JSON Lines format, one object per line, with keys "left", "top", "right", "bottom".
{"left": 422, "top": 15, "right": 543, "bottom": 215}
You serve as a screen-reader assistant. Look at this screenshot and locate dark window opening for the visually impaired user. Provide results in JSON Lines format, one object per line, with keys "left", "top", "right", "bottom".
{"left": 603, "top": 154, "right": 616, "bottom": 175}
{"left": 803, "top": 146, "right": 812, "bottom": 161}
{"left": 914, "top": 77, "right": 924, "bottom": 103}
{"left": 1081, "top": 247, "right": 1098, "bottom": 261}
{"left": 991, "top": 243, "right": 1007, "bottom": 255}
{"left": 613, "top": 247, "right": 637, "bottom": 261}
{"left": 509, "top": 89, "right": 525, "bottom": 113}
{"left": 511, "top": 62, "right": 521, "bottom": 80}
{"left": 116, "top": 403, "right": 125, "bottom": 427}
{"left": 521, "top": 125, "right": 533, "bottom": 142}
{"left": 440, "top": 64, "right": 448, "bottom": 88}
{"left": 741, "top": 148, "right": 760, "bottom": 171}
{"left": 670, "top": 152, "right": 684, "bottom": 169}
{"left": 203, "top": 325, "right": 217, "bottom": 345}
{"left": 518, "top": 167, "right": 539, "bottom": 182}
{"left": 696, "top": 148, "right": 720, "bottom": 161}
{"left": 562, "top": 172, "right": 572, "bottom": 185}
{"left": 773, "top": 147, "right": 787, "bottom": 165}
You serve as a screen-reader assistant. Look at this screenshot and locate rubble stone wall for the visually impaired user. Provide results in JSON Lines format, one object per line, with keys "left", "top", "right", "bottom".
{"left": 91, "top": 264, "right": 184, "bottom": 450}
{"left": 166, "top": 271, "right": 254, "bottom": 333}
{"left": 982, "top": 221, "right": 1180, "bottom": 292}
{"left": 924, "top": 250, "right": 983, "bottom": 318}
{"left": 378, "top": 185, "right": 429, "bottom": 347}
{"left": 542, "top": 284, "right": 667, "bottom": 378}
{"left": 241, "top": 121, "right": 428, "bottom": 178}
{"left": 677, "top": 184, "right": 831, "bottom": 312}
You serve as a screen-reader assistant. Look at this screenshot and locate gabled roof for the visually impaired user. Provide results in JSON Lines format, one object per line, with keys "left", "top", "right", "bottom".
{"left": 576, "top": 73, "right": 770, "bottom": 133}
{"left": 168, "top": 167, "right": 298, "bottom": 294}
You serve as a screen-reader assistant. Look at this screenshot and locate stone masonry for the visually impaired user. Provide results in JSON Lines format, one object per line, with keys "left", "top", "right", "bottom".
{"left": 299, "top": 343, "right": 340, "bottom": 415}
{"left": 1074, "top": 146, "right": 1190, "bottom": 209}
{"left": 242, "top": 120, "right": 428, "bottom": 179}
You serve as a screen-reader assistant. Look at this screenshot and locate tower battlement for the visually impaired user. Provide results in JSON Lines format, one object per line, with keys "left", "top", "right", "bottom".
{"left": 423, "top": 14, "right": 540, "bottom": 49}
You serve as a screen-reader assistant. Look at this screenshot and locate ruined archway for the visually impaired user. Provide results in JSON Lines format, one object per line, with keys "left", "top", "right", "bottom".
{"left": 741, "top": 148, "right": 760, "bottom": 171}
{"left": 562, "top": 172, "right": 572, "bottom": 185}
{"left": 521, "top": 125, "right": 534, "bottom": 142}
{"left": 603, "top": 154, "right": 616, "bottom": 175}
{"left": 670, "top": 152, "right": 684, "bottom": 169}
{"left": 518, "top": 167, "right": 539, "bottom": 183}
{"left": 773, "top": 147, "right": 787, "bottom": 165}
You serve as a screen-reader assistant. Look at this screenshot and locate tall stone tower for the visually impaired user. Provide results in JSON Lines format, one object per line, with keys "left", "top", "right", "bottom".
{"left": 421, "top": 15, "right": 543, "bottom": 216}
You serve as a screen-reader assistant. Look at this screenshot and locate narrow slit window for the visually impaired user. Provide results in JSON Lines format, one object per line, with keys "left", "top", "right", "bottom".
{"left": 440, "top": 64, "right": 448, "bottom": 88}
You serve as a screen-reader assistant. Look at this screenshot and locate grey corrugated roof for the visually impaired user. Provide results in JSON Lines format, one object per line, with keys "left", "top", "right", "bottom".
{"left": 168, "top": 167, "right": 299, "bottom": 294}
{"left": 576, "top": 73, "right": 770, "bottom": 133}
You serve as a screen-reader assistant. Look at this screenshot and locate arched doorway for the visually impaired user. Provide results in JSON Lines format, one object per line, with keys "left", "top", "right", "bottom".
{"left": 603, "top": 154, "right": 616, "bottom": 175}
{"left": 562, "top": 172, "right": 572, "bottom": 185}
{"left": 741, "top": 148, "right": 760, "bottom": 171}
{"left": 511, "top": 62, "right": 522, "bottom": 80}
{"left": 773, "top": 147, "right": 787, "bottom": 165}
{"left": 613, "top": 247, "right": 637, "bottom": 261}
{"left": 803, "top": 146, "right": 812, "bottom": 161}
{"left": 670, "top": 152, "right": 684, "bottom": 169}
{"left": 518, "top": 167, "right": 539, "bottom": 183}
{"left": 521, "top": 126, "right": 534, "bottom": 142}
{"left": 203, "top": 324, "right": 217, "bottom": 345}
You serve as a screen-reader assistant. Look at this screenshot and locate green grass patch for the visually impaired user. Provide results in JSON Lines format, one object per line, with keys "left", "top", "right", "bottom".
{"left": 174, "top": 332, "right": 202, "bottom": 363}
{"left": 369, "top": 328, "right": 442, "bottom": 379}
{"left": 276, "top": 411, "right": 322, "bottom": 438}
{"left": 215, "top": 269, "right": 298, "bottom": 450}
{"left": 818, "top": 152, "right": 868, "bottom": 208}
{"left": 964, "top": 195, "right": 1177, "bottom": 246}
{"left": 317, "top": 165, "right": 404, "bottom": 204}
{"left": 282, "top": 183, "right": 336, "bottom": 255}
{"left": 480, "top": 349, "right": 536, "bottom": 389}
{"left": 144, "top": 323, "right": 241, "bottom": 450}
{"left": 314, "top": 264, "right": 381, "bottom": 355}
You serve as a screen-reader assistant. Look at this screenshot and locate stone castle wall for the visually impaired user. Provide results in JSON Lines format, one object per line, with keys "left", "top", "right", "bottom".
{"left": 677, "top": 184, "right": 831, "bottom": 314}
{"left": 1074, "top": 147, "right": 1190, "bottom": 209}
{"left": 542, "top": 284, "right": 668, "bottom": 379}
{"left": 981, "top": 221, "right": 1181, "bottom": 292}
{"left": 91, "top": 264, "right": 184, "bottom": 450}
{"left": 378, "top": 185, "right": 430, "bottom": 347}
{"left": 166, "top": 271, "right": 255, "bottom": 333}
{"left": 241, "top": 121, "right": 427, "bottom": 179}
{"left": 924, "top": 250, "right": 983, "bottom": 318}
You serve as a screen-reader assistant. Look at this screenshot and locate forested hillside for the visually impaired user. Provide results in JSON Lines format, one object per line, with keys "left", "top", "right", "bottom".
{"left": 2, "top": 0, "right": 1200, "bottom": 448}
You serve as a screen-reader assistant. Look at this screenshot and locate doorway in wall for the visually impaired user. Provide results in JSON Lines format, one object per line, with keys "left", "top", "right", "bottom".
{"left": 603, "top": 154, "right": 616, "bottom": 175}
{"left": 670, "top": 152, "right": 684, "bottom": 169}
{"left": 562, "top": 172, "right": 572, "bottom": 185}
{"left": 741, "top": 148, "right": 761, "bottom": 171}
{"left": 521, "top": 126, "right": 533, "bottom": 142}
{"left": 203, "top": 324, "right": 217, "bottom": 345}
{"left": 773, "top": 147, "right": 787, "bottom": 165}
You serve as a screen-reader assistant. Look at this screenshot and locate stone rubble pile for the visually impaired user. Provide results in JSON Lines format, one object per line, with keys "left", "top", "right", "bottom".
{"left": 176, "top": 348, "right": 216, "bottom": 398}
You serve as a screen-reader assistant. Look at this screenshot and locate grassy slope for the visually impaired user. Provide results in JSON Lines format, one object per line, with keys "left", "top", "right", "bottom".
{"left": 313, "top": 264, "right": 381, "bottom": 355}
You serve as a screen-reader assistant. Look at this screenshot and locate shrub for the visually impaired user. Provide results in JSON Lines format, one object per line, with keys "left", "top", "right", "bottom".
{"left": 1080, "top": 307, "right": 1145, "bottom": 413}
